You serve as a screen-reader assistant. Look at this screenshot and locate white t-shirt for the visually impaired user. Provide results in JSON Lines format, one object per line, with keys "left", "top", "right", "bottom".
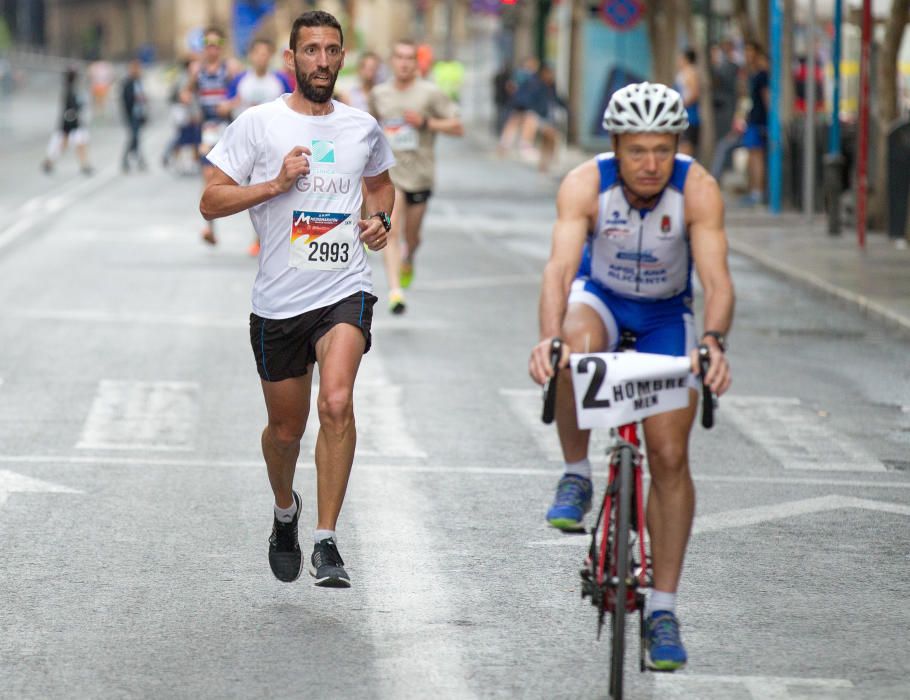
{"left": 229, "top": 70, "right": 291, "bottom": 114}
{"left": 207, "top": 97, "right": 395, "bottom": 319}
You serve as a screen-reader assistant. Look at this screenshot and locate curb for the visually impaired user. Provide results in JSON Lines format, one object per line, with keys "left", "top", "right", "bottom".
{"left": 728, "top": 237, "right": 910, "bottom": 335}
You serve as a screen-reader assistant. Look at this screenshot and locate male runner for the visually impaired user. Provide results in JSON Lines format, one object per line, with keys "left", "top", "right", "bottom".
{"left": 227, "top": 37, "right": 293, "bottom": 256}
{"left": 201, "top": 10, "right": 395, "bottom": 587}
{"left": 188, "top": 27, "right": 237, "bottom": 245}
{"left": 528, "top": 82, "right": 734, "bottom": 670}
{"left": 369, "top": 39, "right": 463, "bottom": 313}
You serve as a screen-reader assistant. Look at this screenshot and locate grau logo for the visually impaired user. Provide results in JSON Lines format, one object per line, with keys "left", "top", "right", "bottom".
{"left": 295, "top": 174, "right": 353, "bottom": 195}
{"left": 311, "top": 140, "right": 335, "bottom": 163}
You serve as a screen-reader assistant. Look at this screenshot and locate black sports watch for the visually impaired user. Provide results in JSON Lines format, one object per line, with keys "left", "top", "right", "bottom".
{"left": 370, "top": 211, "right": 391, "bottom": 232}
{"left": 701, "top": 330, "right": 727, "bottom": 352}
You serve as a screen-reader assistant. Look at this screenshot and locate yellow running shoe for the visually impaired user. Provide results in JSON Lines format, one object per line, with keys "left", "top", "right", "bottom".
{"left": 389, "top": 291, "right": 406, "bottom": 315}
{"left": 400, "top": 262, "right": 414, "bottom": 289}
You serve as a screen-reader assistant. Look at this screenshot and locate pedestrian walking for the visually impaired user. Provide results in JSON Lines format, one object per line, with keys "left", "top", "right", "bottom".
{"left": 121, "top": 59, "right": 148, "bottom": 173}
{"left": 41, "top": 67, "right": 93, "bottom": 175}
{"left": 369, "top": 39, "right": 464, "bottom": 314}
{"left": 741, "top": 41, "right": 769, "bottom": 206}
{"left": 675, "top": 48, "right": 700, "bottom": 156}
{"left": 709, "top": 39, "right": 742, "bottom": 180}
{"left": 200, "top": 10, "right": 396, "bottom": 587}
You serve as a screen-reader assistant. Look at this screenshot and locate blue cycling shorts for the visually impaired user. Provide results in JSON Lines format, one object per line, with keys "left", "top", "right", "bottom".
{"left": 568, "top": 278, "right": 695, "bottom": 357}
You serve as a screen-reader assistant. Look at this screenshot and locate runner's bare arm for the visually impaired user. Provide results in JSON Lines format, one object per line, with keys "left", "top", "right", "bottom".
{"left": 200, "top": 146, "right": 312, "bottom": 220}
{"left": 358, "top": 170, "right": 395, "bottom": 251}
{"left": 528, "top": 161, "right": 599, "bottom": 385}
{"left": 686, "top": 163, "right": 735, "bottom": 394}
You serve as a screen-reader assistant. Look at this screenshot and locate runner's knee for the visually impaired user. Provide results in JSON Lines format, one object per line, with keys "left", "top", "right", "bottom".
{"left": 317, "top": 389, "right": 354, "bottom": 431}
{"left": 267, "top": 421, "right": 305, "bottom": 449}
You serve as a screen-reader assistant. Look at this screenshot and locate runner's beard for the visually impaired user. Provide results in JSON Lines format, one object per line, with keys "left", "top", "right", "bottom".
{"left": 296, "top": 60, "right": 339, "bottom": 103}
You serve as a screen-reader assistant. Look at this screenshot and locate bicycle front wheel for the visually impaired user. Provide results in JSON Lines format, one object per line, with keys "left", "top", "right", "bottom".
{"left": 609, "top": 445, "right": 633, "bottom": 699}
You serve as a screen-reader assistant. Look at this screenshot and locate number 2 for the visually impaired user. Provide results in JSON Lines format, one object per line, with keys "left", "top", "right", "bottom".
{"left": 578, "top": 356, "right": 611, "bottom": 409}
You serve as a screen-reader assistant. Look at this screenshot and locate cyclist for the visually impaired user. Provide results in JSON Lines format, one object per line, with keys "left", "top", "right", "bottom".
{"left": 187, "top": 27, "right": 238, "bottom": 245}
{"left": 200, "top": 10, "right": 395, "bottom": 587}
{"left": 528, "top": 82, "right": 734, "bottom": 671}
{"left": 369, "top": 39, "right": 463, "bottom": 313}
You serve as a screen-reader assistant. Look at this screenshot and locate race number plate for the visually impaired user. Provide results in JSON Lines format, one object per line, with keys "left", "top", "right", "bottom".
{"left": 383, "top": 119, "right": 419, "bottom": 151}
{"left": 289, "top": 211, "right": 354, "bottom": 271}
{"left": 570, "top": 352, "right": 692, "bottom": 430}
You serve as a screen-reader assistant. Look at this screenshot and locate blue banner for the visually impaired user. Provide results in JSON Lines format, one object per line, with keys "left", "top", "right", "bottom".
{"left": 232, "top": 1, "right": 276, "bottom": 56}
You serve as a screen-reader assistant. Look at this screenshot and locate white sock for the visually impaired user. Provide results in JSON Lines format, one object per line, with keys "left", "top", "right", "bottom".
{"left": 314, "top": 529, "right": 336, "bottom": 544}
{"left": 564, "top": 458, "right": 592, "bottom": 480}
{"left": 647, "top": 590, "right": 677, "bottom": 616}
{"left": 273, "top": 497, "right": 298, "bottom": 524}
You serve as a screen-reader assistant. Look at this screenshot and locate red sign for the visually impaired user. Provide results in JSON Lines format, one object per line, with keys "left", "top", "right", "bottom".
{"left": 601, "top": 0, "right": 643, "bottom": 31}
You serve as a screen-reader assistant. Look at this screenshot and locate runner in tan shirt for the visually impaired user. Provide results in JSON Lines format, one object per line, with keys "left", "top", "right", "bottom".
{"left": 369, "top": 39, "right": 463, "bottom": 313}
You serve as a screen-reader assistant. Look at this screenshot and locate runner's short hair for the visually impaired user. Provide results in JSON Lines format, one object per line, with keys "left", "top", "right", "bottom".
{"left": 290, "top": 11, "right": 344, "bottom": 51}
{"left": 204, "top": 27, "right": 225, "bottom": 39}
{"left": 250, "top": 37, "right": 274, "bottom": 52}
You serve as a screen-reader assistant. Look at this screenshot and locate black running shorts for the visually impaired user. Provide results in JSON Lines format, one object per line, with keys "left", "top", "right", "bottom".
{"left": 403, "top": 189, "right": 432, "bottom": 205}
{"left": 250, "top": 291, "right": 377, "bottom": 382}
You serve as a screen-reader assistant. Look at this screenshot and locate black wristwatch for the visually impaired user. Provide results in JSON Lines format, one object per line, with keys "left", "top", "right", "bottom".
{"left": 370, "top": 211, "right": 391, "bottom": 232}
{"left": 702, "top": 330, "right": 727, "bottom": 352}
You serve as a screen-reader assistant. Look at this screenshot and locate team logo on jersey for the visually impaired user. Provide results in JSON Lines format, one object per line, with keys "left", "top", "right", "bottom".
{"left": 605, "top": 209, "right": 629, "bottom": 226}
{"left": 661, "top": 215, "right": 671, "bottom": 233}
{"left": 311, "top": 140, "right": 335, "bottom": 164}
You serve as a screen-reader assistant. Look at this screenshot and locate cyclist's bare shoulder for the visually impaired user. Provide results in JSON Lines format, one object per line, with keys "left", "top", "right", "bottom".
{"left": 683, "top": 160, "right": 724, "bottom": 231}
{"left": 556, "top": 159, "right": 600, "bottom": 220}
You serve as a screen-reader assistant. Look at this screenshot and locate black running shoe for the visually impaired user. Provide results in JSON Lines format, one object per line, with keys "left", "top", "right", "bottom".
{"left": 268, "top": 491, "right": 302, "bottom": 582}
{"left": 308, "top": 538, "right": 351, "bottom": 588}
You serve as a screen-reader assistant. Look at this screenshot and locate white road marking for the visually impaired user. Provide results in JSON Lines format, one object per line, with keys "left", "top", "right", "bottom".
{"left": 4, "top": 453, "right": 910, "bottom": 491}
{"left": 693, "top": 494, "right": 910, "bottom": 535}
{"left": 77, "top": 380, "right": 200, "bottom": 451}
{"left": 654, "top": 673, "right": 853, "bottom": 699}
{"left": 354, "top": 469, "right": 474, "bottom": 698}
{"left": 529, "top": 494, "right": 910, "bottom": 546}
{"left": 725, "top": 396, "right": 886, "bottom": 472}
{"left": 0, "top": 470, "right": 81, "bottom": 510}
{"left": 8, "top": 309, "right": 241, "bottom": 329}
{"left": 0, "top": 167, "right": 119, "bottom": 252}
{"left": 414, "top": 273, "right": 539, "bottom": 291}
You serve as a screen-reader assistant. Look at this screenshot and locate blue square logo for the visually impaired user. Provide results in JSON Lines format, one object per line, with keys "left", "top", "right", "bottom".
{"left": 312, "top": 140, "right": 335, "bottom": 163}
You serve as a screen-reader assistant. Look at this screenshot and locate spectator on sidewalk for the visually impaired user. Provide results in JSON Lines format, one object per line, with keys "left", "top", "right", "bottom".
{"left": 517, "top": 64, "right": 567, "bottom": 173}
{"left": 497, "top": 56, "right": 539, "bottom": 159}
{"left": 492, "top": 61, "right": 515, "bottom": 136}
{"left": 42, "top": 67, "right": 93, "bottom": 176}
{"left": 121, "top": 59, "right": 148, "bottom": 173}
{"left": 674, "top": 48, "right": 700, "bottom": 156}
{"left": 742, "top": 41, "right": 769, "bottom": 206}
{"left": 709, "top": 39, "right": 743, "bottom": 180}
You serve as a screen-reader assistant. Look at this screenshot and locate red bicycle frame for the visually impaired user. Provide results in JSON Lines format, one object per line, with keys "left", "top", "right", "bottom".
{"left": 595, "top": 422, "right": 648, "bottom": 612}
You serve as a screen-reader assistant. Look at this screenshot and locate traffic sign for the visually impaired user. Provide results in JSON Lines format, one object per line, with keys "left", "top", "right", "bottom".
{"left": 601, "top": 0, "right": 643, "bottom": 31}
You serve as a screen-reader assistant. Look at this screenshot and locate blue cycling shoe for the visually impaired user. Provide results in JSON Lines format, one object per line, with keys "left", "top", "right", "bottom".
{"left": 546, "top": 473, "right": 592, "bottom": 531}
{"left": 645, "top": 611, "right": 688, "bottom": 671}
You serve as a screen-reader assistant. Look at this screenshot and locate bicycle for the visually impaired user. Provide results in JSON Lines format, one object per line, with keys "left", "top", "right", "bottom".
{"left": 541, "top": 333, "right": 716, "bottom": 699}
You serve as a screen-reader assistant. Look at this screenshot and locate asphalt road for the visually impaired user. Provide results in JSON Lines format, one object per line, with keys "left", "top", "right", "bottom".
{"left": 1, "top": 71, "right": 909, "bottom": 700}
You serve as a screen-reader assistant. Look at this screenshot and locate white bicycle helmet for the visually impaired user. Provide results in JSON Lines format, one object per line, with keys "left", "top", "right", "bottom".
{"left": 602, "top": 82, "right": 689, "bottom": 134}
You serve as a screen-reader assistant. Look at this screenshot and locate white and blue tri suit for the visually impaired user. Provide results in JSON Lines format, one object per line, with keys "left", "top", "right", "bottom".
{"left": 568, "top": 152, "right": 696, "bottom": 357}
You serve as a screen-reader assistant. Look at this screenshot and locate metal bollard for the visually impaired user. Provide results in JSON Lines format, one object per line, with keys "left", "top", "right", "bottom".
{"left": 823, "top": 153, "right": 845, "bottom": 236}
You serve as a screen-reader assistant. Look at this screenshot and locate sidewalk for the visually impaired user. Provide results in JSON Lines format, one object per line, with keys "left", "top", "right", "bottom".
{"left": 723, "top": 210, "right": 910, "bottom": 334}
